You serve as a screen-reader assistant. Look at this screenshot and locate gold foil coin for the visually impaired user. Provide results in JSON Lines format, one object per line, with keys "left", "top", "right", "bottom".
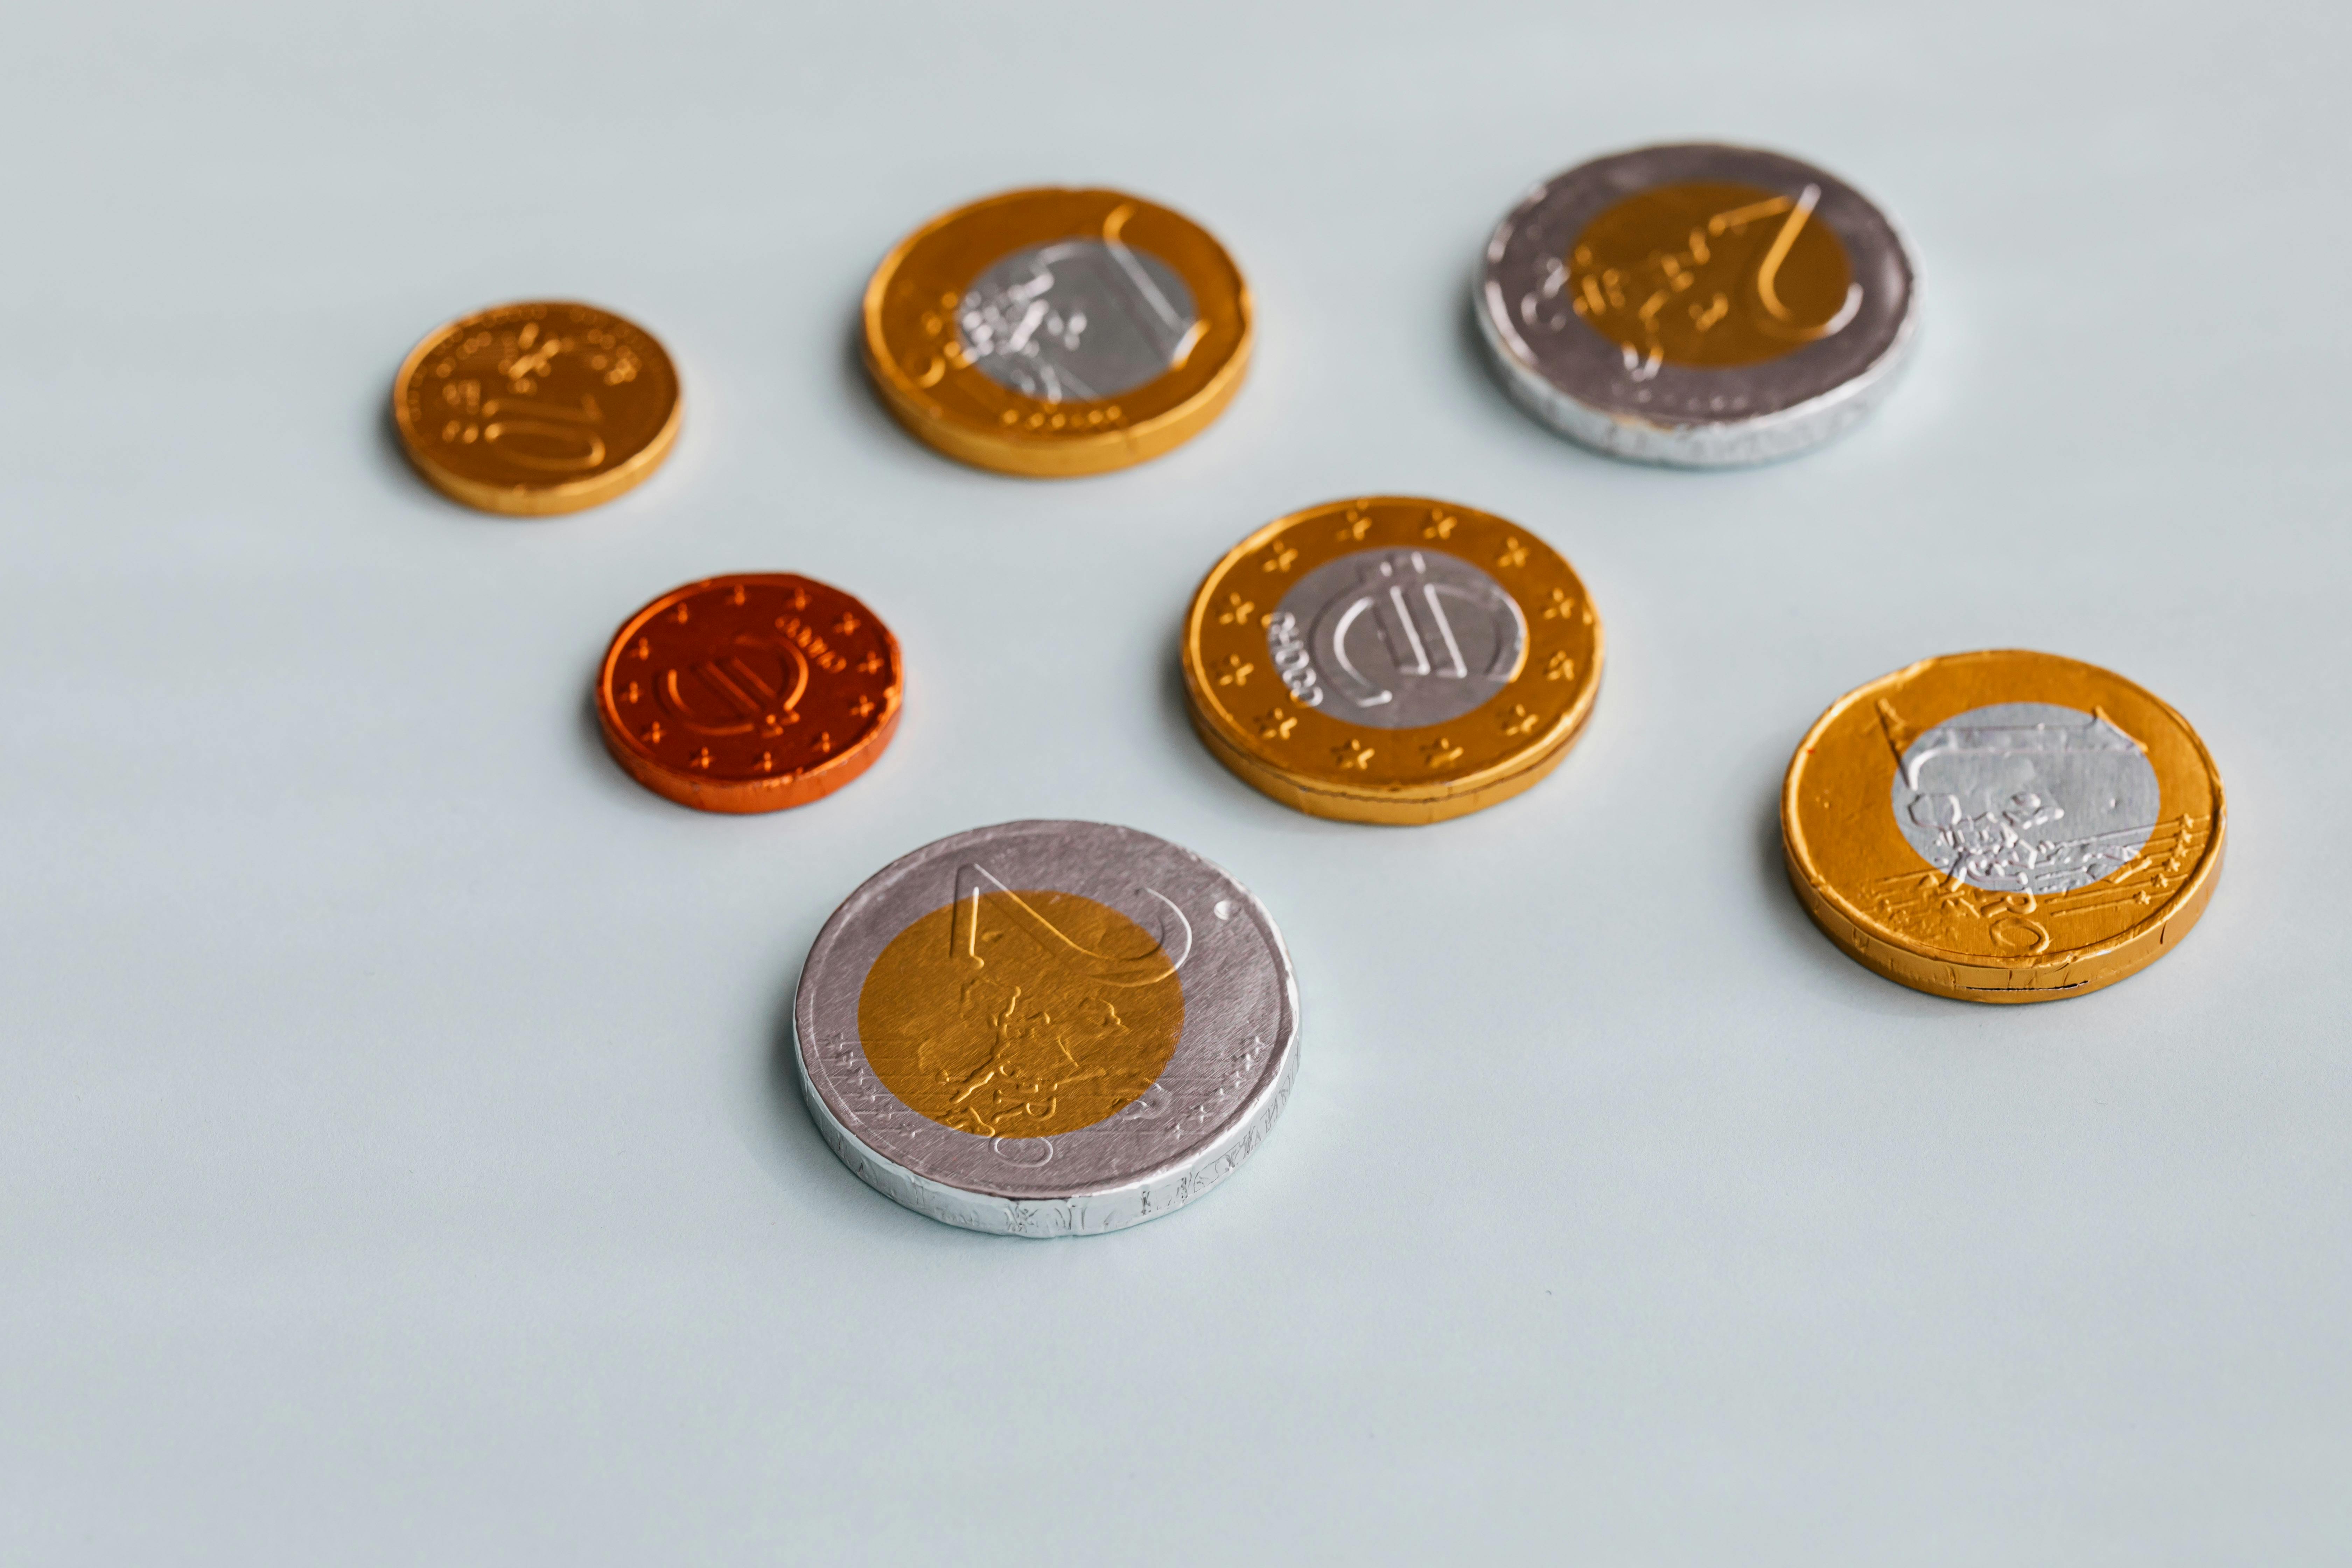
{"left": 1783, "top": 650, "right": 2225, "bottom": 1003}
{"left": 392, "top": 300, "right": 681, "bottom": 516}
{"left": 862, "top": 187, "right": 1251, "bottom": 477}
{"left": 1182, "top": 497, "right": 1604, "bottom": 825}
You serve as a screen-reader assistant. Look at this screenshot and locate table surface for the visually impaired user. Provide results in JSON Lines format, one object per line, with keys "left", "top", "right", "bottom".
{"left": 5, "top": 2, "right": 2346, "bottom": 1562}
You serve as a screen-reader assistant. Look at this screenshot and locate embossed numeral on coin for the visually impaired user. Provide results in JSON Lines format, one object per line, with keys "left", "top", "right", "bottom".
{"left": 951, "top": 861, "right": 1189, "bottom": 983}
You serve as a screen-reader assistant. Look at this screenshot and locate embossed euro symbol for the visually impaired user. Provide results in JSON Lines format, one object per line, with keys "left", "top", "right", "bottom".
{"left": 658, "top": 633, "right": 810, "bottom": 736}
{"left": 1322, "top": 554, "right": 1478, "bottom": 708}
{"left": 951, "top": 861, "right": 1189, "bottom": 984}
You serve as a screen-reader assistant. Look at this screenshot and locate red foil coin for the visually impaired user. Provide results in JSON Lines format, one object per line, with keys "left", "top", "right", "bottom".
{"left": 595, "top": 573, "right": 903, "bottom": 813}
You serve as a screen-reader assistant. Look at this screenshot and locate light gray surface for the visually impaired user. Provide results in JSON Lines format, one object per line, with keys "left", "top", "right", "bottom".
{"left": 1, "top": 2, "right": 2345, "bottom": 1562}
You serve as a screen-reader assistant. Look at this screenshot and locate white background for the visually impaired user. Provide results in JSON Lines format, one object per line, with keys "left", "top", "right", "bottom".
{"left": 4, "top": 3, "right": 2346, "bottom": 1561}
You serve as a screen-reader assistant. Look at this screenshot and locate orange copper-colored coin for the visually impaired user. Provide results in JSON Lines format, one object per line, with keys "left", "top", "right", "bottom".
{"left": 1782, "top": 650, "right": 2225, "bottom": 1003}
{"left": 595, "top": 574, "right": 902, "bottom": 814}
{"left": 393, "top": 300, "right": 681, "bottom": 516}
{"left": 863, "top": 187, "right": 1251, "bottom": 477}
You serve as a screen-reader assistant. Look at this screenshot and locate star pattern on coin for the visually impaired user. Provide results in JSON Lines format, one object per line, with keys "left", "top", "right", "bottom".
{"left": 1217, "top": 654, "right": 1255, "bottom": 687}
{"left": 1262, "top": 545, "right": 1300, "bottom": 573}
{"left": 1217, "top": 591, "right": 1257, "bottom": 626}
{"left": 643, "top": 721, "right": 664, "bottom": 743}
{"left": 1497, "top": 536, "right": 1529, "bottom": 569}
{"left": 1335, "top": 508, "right": 1372, "bottom": 542}
{"left": 1545, "top": 650, "right": 1576, "bottom": 681}
{"left": 1423, "top": 511, "right": 1457, "bottom": 540}
{"left": 834, "top": 612, "right": 861, "bottom": 635}
{"left": 1333, "top": 738, "right": 1376, "bottom": 769}
{"left": 850, "top": 694, "right": 877, "bottom": 719}
{"left": 1498, "top": 703, "right": 1539, "bottom": 736}
{"left": 1255, "top": 707, "right": 1297, "bottom": 740}
{"left": 1541, "top": 588, "right": 1581, "bottom": 621}
{"left": 690, "top": 747, "right": 713, "bottom": 769}
{"left": 856, "top": 651, "right": 884, "bottom": 674}
{"left": 1421, "top": 736, "right": 1464, "bottom": 767}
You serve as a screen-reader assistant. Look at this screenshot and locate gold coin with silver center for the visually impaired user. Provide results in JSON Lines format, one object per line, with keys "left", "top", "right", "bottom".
{"left": 1183, "top": 497, "right": 1603, "bottom": 825}
{"left": 862, "top": 187, "right": 1251, "bottom": 477}
{"left": 1782, "top": 650, "right": 2225, "bottom": 1002}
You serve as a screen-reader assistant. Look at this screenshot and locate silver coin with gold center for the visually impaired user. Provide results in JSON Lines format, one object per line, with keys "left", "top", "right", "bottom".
{"left": 793, "top": 820, "right": 1299, "bottom": 1237}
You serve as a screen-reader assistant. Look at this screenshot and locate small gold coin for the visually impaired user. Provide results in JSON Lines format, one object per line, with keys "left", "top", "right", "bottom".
{"left": 392, "top": 300, "right": 681, "bottom": 515}
{"left": 1182, "top": 497, "right": 1604, "bottom": 825}
{"left": 1782, "top": 650, "right": 2225, "bottom": 1003}
{"left": 862, "top": 187, "right": 1251, "bottom": 477}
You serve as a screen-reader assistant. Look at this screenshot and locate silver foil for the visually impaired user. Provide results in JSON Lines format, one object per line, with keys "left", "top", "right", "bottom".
{"left": 1475, "top": 142, "right": 1919, "bottom": 467}
{"left": 793, "top": 821, "right": 1299, "bottom": 1237}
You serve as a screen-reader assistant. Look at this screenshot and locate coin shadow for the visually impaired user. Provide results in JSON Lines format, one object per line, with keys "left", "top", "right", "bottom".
{"left": 755, "top": 969, "right": 1036, "bottom": 1245}
{"left": 834, "top": 312, "right": 987, "bottom": 481}
{"left": 1150, "top": 625, "right": 1365, "bottom": 836}
{"left": 1750, "top": 783, "right": 1951, "bottom": 1019}
{"left": 756, "top": 967, "right": 879, "bottom": 1213}
{"left": 569, "top": 687, "right": 686, "bottom": 818}
{"left": 1448, "top": 290, "right": 1620, "bottom": 472}
{"left": 1453, "top": 289, "right": 1534, "bottom": 424}
{"left": 367, "top": 380, "right": 492, "bottom": 522}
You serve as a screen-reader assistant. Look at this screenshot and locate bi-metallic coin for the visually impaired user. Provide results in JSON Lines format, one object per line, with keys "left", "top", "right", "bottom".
{"left": 1183, "top": 498, "right": 1603, "bottom": 825}
{"left": 1477, "top": 144, "right": 1917, "bottom": 467}
{"left": 863, "top": 188, "right": 1251, "bottom": 477}
{"left": 795, "top": 821, "right": 1298, "bottom": 1236}
{"left": 393, "top": 301, "right": 681, "bottom": 514}
{"left": 595, "top": 573, "right": 902, "bottom": 814}
{"left": 1783, "top": 650, "right": 2224, "bottom": 1002}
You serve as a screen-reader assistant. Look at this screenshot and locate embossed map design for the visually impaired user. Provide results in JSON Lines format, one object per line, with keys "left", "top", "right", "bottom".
{"left": 857, "top": 866, "right": 1188, "bottom": 1141}
{"left": 958, "top": 219, "right": 1201, "bottom": 403}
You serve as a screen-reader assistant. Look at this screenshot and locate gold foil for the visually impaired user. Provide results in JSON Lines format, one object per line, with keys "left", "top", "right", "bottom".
{"left": 1783, "top": 650, "right": 2226, "bottom": 1002}
{"left": 392, "top": 301, "right": 680, "bottom": 515}
{"left": 1568, "top": 181, "right": 1856, "bottom": 370}
{"left": 858, "top": 890, "right": 1184, "bottom": 1138}
{"left": 1182, "top": 497, "right": 1603, "bottom": 825}
{"left": 862, "top": 188, "right": 1251, "bottom": 477}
